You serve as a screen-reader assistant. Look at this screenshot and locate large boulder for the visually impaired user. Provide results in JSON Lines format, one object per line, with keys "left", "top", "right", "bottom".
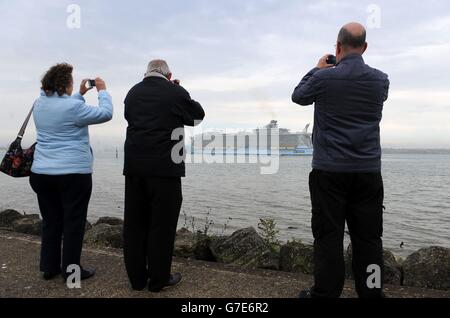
{"left": 173, "top": 228, "right": 195, "bottom": 258}
{"left": 345, "top": 244, "right": 402, "bottom": 285}
{"left": 11, "top": 214, "right": 42, "bottom": 236}
{"left": 210, "top": 227, "right": 279, "bottom": 270}
{"left": 280, "top": 241, "right": 314, "bottom": 274}
{"left": 84, "top": 223, "right": 123, "bottom": 249}
{"left": 0, "top": 210, "right": 23, "bottom": 227}
{"left": 383, "top": 250, "right": 403, "bottom": 285}
{"left": 403, "top": 246, "right": 450, "bottom": 290}
{"left": 94, "top": 217, "right": 124, "bottom": 227}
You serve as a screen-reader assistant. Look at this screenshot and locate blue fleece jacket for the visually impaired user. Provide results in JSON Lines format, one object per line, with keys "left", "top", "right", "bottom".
{"left": 31, "top": 90, "right": 113, "bottom": 175}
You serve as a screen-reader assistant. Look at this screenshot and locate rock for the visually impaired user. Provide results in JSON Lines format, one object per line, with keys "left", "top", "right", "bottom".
{"left": 210, "top": 227, "right": 279, "bottom": 270}
{"left": 257, "top": 249, "right": 280, "bottom": 270}
{"left": 0, "top": 210, "right": 23, "bottom": 227}
{"left": 173, "top": 228, "right": 217, "bottom": 262}
{"left": 84, "top": 224, "right": 123, "bottom": 249}
{"left": 383, "top": 249, "right": 403, "bottom": 285}
{"left": 280, "top": 241, "right": 314, "bottom": 274}
{"left": 193, "top": 233, "right": 216, "bottom": 262}
{"left": 11, "top": 215, "right": 42, "bottom": 236}
{"left": 94, "top": 217, "right": 124, "bottom": 227}
{"left": 345, "top": 244, "right": 402, "bottom": 285}
{"left": 403, "top": 246, "right": 450, "bottom": 290}
{"left": 395, "top": 256, "right": 404, "bottom": 266}
{"left": 173, "top": 228, "right": 195, "bottom": 258}
{"left": 85, "top": 221, "right": 93, "bottom": 232}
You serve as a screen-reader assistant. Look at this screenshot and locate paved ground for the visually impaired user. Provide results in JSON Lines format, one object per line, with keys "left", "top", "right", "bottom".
{"left": 0, "top": 230, "right": 449, "bottom": 298}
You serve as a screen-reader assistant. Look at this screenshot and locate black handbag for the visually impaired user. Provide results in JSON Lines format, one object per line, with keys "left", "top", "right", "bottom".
{"left": 0, "top": 104, "right": 37, "bottom": 178}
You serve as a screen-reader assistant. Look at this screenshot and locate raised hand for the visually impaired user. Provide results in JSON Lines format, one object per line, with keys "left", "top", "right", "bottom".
{"left": 79, "top": 79, "right": 94, "bottom": 96}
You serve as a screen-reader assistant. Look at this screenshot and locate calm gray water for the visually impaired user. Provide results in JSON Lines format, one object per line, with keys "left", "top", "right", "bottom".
{"left": 1, "top": 153, "right": 449, "bottom": 257}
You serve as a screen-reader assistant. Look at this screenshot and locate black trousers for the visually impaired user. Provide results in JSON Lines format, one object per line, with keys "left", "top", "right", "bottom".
{"left": 124, "top": 176, "right": 182, "bottom": 291}
{"left": 29, "top": 173, "right": 92, "bottom": 274}
{"left": 309, "top": 169, "right": 384, "bottom": 298}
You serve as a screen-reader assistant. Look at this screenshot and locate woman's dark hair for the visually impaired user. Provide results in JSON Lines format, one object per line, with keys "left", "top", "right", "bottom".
{"left": 41, "top": 63, "right": 74, "bottom": 96}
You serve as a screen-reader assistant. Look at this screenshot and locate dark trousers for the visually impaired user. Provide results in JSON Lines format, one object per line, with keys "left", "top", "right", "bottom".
{"left": 29, "top": 173, "right": 92, "bottom": 274}
{"left": 309, "top": 169, "right": 384, "bottom": 298}
{"left": 124, "top": 176, "right": 182, "bottom": 290}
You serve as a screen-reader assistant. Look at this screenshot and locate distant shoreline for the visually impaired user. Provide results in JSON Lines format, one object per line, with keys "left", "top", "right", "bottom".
{"left": 382, "top": 148, "right": 450, "bottom": 155}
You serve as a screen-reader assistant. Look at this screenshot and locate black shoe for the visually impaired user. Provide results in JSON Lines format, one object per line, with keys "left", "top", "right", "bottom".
{"left": 43, "top": 271, "right": 61, "bottom": 281}
{"left": 131, "top": 281, "right": 148, "bottom": 291}
{"left": 63, "top": 267, "right": 96, "bottom": 281}
{"left": 80, "top": 267, "right": 96, "bottom": 280}
{"left": 149, "top": 273, "right": 183, "bottom": 292}
{"left": 299, "top": 289, "right": 312, "bottom": 298}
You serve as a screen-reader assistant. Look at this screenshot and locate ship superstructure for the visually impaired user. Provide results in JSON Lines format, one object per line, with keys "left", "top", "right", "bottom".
{"left": 190, "top": 120, "right": 313, "bottom": 156}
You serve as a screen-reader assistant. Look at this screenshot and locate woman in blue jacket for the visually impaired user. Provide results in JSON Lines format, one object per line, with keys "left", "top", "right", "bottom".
{"left": 30, "top": 63, "right": 113, "bottom": 281}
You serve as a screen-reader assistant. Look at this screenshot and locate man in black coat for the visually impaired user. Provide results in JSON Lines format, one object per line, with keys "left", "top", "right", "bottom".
{"left": 292, "top": 23, "right": 390, "bottom": 298}
{"left": 123, "top": 59, "right": 205, "bottom": 292}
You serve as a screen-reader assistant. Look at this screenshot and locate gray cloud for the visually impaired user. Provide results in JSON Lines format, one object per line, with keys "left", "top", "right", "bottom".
{"left": 0, "top": 0, "right": 449, "bottom": 148}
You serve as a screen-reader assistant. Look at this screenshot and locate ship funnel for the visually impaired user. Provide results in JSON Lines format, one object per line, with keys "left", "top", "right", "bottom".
{"left": 265, "top": 120, "right": 278, "bottom": 129}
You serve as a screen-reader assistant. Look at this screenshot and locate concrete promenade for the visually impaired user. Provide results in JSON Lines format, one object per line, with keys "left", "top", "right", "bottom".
{"left": 1, "top": 230, "right": 449, "bottom": 298}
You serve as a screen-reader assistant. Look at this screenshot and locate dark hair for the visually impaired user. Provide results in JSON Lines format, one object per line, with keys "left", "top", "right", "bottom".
{"left": 41, "top": 63, "right": 74, "bottom": 96}
{"left": 338, "top": 27, "right": 366, "bottom": 48}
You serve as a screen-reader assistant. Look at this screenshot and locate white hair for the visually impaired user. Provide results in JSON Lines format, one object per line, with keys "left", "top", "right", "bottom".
{"left": 145, "top": 59, "right": 171, "bottom": 77}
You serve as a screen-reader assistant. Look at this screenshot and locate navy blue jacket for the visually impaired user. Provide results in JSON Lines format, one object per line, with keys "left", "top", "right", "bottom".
{"left": 124, "top": 77, "right": 205, "bottom": 177}
{"left": 292, "top": 54, "right": 389, "bottom": 173}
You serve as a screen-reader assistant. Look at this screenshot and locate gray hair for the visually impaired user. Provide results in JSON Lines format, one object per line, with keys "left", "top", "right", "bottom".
{"left": 145, "top": 59, "right": 171, "bottom": 77}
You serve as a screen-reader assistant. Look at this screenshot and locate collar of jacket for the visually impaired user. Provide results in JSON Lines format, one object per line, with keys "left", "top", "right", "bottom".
{"left": 337, "top": 53, "right": 364, "bottom": 66}
{"left": 40, "top": 90, "right": 70, "bottom": 98}
{"left": 144, "top": 71, "right": 169, "bottom": 81}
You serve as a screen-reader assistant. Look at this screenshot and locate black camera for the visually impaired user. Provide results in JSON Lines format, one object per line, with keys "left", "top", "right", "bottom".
{"left": 87, "top": 80, "right": 96, "bottom": 88}
{"left": 326, "top": 55, "right": 336, "bottom": 66}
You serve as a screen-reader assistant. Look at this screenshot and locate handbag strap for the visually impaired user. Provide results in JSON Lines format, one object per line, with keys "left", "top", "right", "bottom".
{"left": 17, "top": 102, "right": 36, "bottom": 139}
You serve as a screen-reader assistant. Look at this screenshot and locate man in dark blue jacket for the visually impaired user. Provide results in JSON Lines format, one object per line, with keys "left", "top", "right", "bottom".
{"left": 292, "top": 22, "right": 390, "bottom": 298}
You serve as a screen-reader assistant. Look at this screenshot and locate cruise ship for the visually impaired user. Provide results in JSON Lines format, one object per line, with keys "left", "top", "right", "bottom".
{"left": 190, "top": 120, "right": 313, "bottom": 156}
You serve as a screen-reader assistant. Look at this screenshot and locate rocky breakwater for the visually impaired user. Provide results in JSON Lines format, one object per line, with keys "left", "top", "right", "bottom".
{"left": 0, "top": 209, "right": 42, "bottom": 236}
{"left": 1, "top": 209, "right": 449, "bottom": 291}
{"left": 175, "top": 226, "right": 449, "bottom": 291}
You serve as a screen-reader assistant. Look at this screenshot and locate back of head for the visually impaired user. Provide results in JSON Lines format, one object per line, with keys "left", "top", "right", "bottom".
{"left": 145, "top": 59, "right": 171, "bottom": 78}
{"left": 337, "top": 22, "right": 367, "bottom": 57}
{"left": 41, "top": 63, "right": 74, "bottom": 96}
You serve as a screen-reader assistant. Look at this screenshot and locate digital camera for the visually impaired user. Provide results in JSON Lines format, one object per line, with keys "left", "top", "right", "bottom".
{"left": 326, "top": 55, "right": 336, "bottom": 65}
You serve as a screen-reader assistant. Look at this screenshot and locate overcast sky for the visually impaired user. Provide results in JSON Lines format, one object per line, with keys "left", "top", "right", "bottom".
{"left": 0, "top": 0, "right": 449, "bottom": 148}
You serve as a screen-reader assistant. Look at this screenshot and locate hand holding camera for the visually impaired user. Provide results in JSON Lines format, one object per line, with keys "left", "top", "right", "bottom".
{"left": 94, "top": 78, "right": 107, "bottom": 91}
{"left": 80, "top": 78, "right": 107, "bottom": 95}
{"left": 317, "top": 54, "right": 336, "bottom": 69}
